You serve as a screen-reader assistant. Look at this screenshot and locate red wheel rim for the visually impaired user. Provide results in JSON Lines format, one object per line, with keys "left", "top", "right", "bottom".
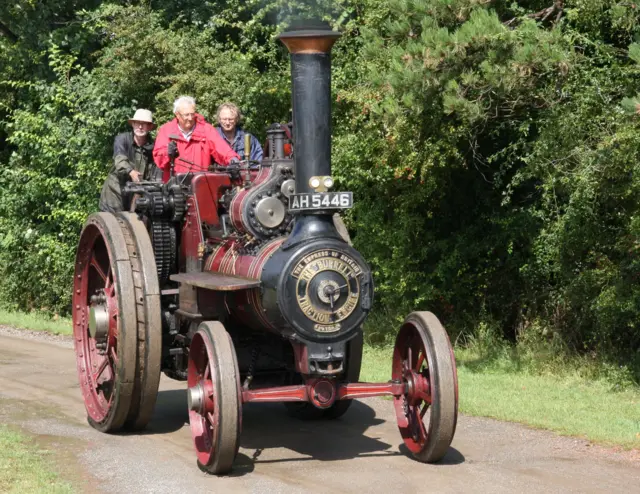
{"left": 73, "top": 224, "right": 120, "bottom": 423}
{"left": 187, "top": 331, "right": 220, "bottom": 466}
{"left": 392, "top": 322, "right": 433, "bottom": 454}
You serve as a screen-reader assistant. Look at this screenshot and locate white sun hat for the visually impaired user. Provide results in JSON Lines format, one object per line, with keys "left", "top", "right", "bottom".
{"left": 128, "top": 109, "right": 156, "bottom": 129}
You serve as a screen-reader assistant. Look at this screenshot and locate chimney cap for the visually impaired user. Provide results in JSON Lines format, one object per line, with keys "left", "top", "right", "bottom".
{"left": 277, "top": 28, "right": 341, "bottom": 54}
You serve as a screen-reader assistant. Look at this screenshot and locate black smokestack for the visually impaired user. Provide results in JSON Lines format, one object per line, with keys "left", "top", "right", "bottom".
{"left": 277, "top": 24, "right": 341, "bottom": 195}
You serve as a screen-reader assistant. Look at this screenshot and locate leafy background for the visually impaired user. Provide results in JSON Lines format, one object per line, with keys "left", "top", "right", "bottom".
{"left": 1, "top": 0, "right": 639, "bottom": 373}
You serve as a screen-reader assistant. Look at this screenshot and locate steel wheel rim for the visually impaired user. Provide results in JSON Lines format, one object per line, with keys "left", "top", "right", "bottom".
{"left": 188, "top": 331, "right": 220, "bottom": 466}
{"left": 73, "top": 224, "right": 120, "bottom": 423}
{"left": 392, "top": 322, "right": 434, "bottom": 454}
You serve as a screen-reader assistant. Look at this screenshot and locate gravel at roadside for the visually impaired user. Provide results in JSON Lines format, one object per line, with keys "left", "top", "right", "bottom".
{"left": 0, "top": 324, "right": 73, "bottom": 348}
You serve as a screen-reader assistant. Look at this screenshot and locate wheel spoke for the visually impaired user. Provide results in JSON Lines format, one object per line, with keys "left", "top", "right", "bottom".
{"left": 110, "top": 346, "right": 118, "bottom": 366}
{"left": 90, "top": 254, "right": 108, "bottom": 283}
{"left": 93, "top": 356, "right": 109, "bottom": 382}
{"left": 420, "top": 402, "right": 430, "bottom": 418}
{"left": 207, "top": 412, "right": 218, "bottom": 429}
{"left": 415, "top": 409, "right": 427, "bottom": 441}
{"left": 104, "top": 269, "right": 113, "bottom": 292}
{"left": 415, "top": 350, "right": 425, "bottom": 371}
{"left": 418, "top": 390, "right": 432, "bottom": 404}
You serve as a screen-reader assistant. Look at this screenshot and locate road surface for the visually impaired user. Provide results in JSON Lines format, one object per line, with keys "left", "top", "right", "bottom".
{"left": 0, "top": 327, "right": 637, "bottom": 493}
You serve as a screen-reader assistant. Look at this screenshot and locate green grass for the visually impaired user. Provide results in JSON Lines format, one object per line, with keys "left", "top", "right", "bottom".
{"left": 0, "top": 309, "right": 72, "bottom": 335}
{"left": 0, "top": 425, "right": 74, "bottom": 493}
{"left": 361, "top": 345, "right": 640, "bottom": 449}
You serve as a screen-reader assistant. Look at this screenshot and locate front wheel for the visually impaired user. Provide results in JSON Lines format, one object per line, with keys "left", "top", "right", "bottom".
{"left": 187, "top": 321, "right": 242, "bottom": 475}
{"left": 392, "top": 311, "right": 458, "bottom": 463}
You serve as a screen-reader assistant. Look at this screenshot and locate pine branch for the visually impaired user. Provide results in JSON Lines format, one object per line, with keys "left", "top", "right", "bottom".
{"left": 504, "top": 0, "right": 564, "bottom": 27}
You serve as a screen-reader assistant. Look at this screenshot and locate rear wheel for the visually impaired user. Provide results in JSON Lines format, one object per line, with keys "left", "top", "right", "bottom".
{"left": 117, "top": 213, "right": 162, "bottom": 431}
{"left": 187, "top": 321, "right": 242, "bottom": 475}
{"left": 73, "top": 213, "right": 137, "bottom": 432}
{"left": 392, "top": 311, "right": 458, "bottom": 463}
{"left": 73, "top": 212, "right": 162, "bottom": 433}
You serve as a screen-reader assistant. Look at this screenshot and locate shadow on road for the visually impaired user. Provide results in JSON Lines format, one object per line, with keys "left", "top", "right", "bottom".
{"left": 141, "top": 389, "right": 465, "bottom": 472}
{"left": 144, "top": 389, "right": 189, "bottom": 434}
{"left": 142, "top": 390, "right": 416, "bottom": 468}
{"left": 240, "top": 400, "right": 397, "bottom": 464}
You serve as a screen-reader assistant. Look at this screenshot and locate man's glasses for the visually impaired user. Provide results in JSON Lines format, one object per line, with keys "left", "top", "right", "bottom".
{"left": 178, "top": 112, "right": 196, "bottom": 119}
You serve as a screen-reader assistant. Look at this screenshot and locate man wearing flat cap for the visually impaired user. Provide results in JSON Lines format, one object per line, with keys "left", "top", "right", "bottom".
{"left": 99, "top": 109, "right": 158, "bottom": 213}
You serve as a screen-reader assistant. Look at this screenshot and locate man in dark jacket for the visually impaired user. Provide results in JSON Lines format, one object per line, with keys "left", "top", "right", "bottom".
{"left": 99, "top": 109, "right": 157, "bottom": 213}
{"left": 215, "top": 102, "right": 263, "bottom": 162}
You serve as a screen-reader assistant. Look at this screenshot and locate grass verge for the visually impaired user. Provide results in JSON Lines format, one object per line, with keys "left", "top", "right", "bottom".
{"left": 0, "top": 309, "right": 72, "bottom": 335}
{"left": 0, "top": 425, "right": 74, "bottom": 493}
{"left": 361, "top": 345, "right": 640, "bottom": 449}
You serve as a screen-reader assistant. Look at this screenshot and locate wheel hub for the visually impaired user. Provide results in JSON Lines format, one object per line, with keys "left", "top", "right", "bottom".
{"left": 187, "top": 382, "right": 205, "bottom": 414}
{"left": 309, "top": 379, "right": 336, "bottom": 408}
{"left": 89, "top": 291, "right": 109, "bottom": 351}
{"left": 405, "top": 370, "right": 430, "bottom": 407}
{"left": 187, "top": 379, "right": 214, "bottom": 415}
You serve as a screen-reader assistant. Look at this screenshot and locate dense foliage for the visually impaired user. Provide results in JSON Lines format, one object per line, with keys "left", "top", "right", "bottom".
{"left": 1, "top": 1, "right": 639, "bottom": 368}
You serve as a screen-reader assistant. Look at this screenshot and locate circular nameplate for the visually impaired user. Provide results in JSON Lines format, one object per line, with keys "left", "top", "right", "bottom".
{"left": 292, "top": 249, "right": 363, "bottom": 332}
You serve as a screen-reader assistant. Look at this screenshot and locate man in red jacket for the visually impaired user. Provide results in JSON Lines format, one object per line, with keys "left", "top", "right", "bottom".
{"left": 153, "top": 96, "right": 240, "bottom": 182}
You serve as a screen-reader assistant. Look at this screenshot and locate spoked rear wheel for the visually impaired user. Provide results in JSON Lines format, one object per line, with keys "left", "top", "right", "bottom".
{"left": 73, "top": 213, "right": 137, "bottom": 432}
{"left": 117, "top": 213, "right": 162, "bottom": 431}
{"left": 73, "top": 213, "right": 162, "bottom": 433}
{"left": 392, "top": 311, "right": 458, "bottom": 463}
{"left": 187, "top": 321, "right": 242, "bottom": 475}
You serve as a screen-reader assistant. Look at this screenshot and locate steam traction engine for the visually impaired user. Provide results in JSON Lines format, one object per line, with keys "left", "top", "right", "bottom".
{"left": 72, "top": 28, "right": 458, "bottom": 474}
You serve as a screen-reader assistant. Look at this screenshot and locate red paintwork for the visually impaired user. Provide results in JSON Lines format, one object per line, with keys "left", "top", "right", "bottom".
{"left": 180, "top": 196, "right": 204, "bottom": 272}
{"left": 336, "top": 382, "right": 405, "bottom": 400}
{"left": 241, "top": 380, "right": 407, "bottom": 404}
{"left": 242, "top": 384, "right": 307, "bottom": 403}
{"left": 179, "top": 173, "right": 231, "bottom": 271}
{"left": 203, "top": 237, "right": 285, "bottom": 331}
{"left": 191, "top": 173, "right": 232, "bottom": 228}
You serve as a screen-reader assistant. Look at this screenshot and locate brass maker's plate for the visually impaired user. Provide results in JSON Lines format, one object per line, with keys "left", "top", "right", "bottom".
{"left": 292, "top": 249, "right": 363, "bottom": 332}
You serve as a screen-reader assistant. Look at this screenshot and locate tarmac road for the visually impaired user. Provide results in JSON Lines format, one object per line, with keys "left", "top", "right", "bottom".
{"left": 0, "top": 327, "right": 638, "bottom": 493}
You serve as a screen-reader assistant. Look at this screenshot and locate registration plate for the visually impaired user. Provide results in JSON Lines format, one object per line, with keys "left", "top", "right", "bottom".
{"left": 289, "top": 192, "right": 353, "bottom": 212}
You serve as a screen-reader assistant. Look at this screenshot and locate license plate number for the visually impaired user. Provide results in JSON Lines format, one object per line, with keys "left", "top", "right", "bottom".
{"left": 289, "top": 192, "right": 353, "bottom": 212}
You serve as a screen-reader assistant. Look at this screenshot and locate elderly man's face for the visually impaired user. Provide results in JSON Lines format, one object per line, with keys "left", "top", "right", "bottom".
{"left": 131, "top": 121, "right": 153, "bottom": 137}
{"left": 176, "top": 103, "right": 196, "bottom": 132}
{"left": 218, "top": 108, "right": 238, "bottom": 134}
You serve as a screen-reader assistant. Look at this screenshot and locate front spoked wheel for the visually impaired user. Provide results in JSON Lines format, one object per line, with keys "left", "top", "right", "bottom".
{"left": 187, "top": 321, "right": 242, "bottom": 475}
{"left": 392, "top": 311, "right": 458, "bottom": 463}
